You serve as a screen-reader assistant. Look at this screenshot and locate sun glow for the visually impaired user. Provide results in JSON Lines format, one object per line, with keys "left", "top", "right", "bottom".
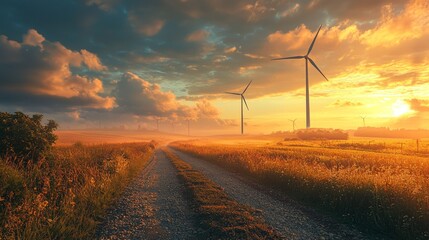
{"left": 392, "top": 99, "right": 412, "bottom": 117}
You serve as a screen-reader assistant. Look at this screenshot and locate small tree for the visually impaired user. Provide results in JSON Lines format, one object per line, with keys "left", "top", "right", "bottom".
{"left": 0, "top": 112, "right": 58, "bottom": 162}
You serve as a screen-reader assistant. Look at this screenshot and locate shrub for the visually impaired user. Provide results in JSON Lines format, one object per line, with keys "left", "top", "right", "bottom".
{"left": 0, "top": 112, "right": 58, "bottom": 162}
{"left": 0, "top": 161, "right": 25, "bottom": 218}
{"left": 296, "top": 128, "right": 348, "bottom": 140}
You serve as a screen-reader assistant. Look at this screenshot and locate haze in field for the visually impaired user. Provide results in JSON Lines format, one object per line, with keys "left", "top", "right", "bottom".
{"left": 0, "top": 0, "right": 428, "bottom": 135}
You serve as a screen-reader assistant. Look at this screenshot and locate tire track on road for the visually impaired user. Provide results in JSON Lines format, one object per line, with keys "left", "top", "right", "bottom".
{"left": 97, "top": 149, "right": 198, "bottom": 240}
{"left": 170, "top": 147, "right": 380, "bottom": 240}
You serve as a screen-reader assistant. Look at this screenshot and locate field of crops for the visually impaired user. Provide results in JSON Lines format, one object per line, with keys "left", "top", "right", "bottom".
{"left": 0, "top": 142, "right": 155, "bottom": 239}
{"left": 171, "top": 140, "right": 429, "bottom": 239}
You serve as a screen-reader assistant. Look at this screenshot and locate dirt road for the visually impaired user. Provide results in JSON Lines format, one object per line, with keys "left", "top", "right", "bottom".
{"left": 96, "top": 149, "right": 199, "bottom": 240}
{"left": 97, "top": 147, "right": 383, "bottom": 240}
{"left": 170, "top": 148, "right": 381, "bottom": 240}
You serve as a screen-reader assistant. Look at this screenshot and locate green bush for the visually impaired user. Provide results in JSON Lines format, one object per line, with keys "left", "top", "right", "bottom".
{"left": 0, "top": 112, "right": 58, "bottom": 162}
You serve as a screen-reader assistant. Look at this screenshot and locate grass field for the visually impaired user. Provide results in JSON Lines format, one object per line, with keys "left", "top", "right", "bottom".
{"left": 0, "top": 142, "right": 155, "bottom": 239}
{"left": 54, "top": 130, "right": 188, "bottom": 146}
{"left": 171, "top": 139, "right": 429, "bottom": 239}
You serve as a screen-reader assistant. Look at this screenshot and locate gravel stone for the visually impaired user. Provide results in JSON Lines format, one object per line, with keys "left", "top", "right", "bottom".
{"left": 96, "top": 149, "right": 198, "bottom": 240}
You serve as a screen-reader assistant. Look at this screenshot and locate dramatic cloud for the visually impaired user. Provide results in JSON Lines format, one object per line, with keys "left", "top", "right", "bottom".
{"left": 113, "top": 72, "right": 219, "bottom": 120}
{"left": 1, "top": 0, "right": 428, "bottom": 131}
{"left": 0, "top": 29, "right": 114, "bottom": 112}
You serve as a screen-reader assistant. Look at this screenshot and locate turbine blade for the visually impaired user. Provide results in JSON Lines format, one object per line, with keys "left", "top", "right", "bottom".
{"left": 307, "top": 25, "right": 322, "bottom": 55}
{"left": 242, "top": 95, "right": 249, "bottom": 110}
{"left": 272, "top": 56, "right": 304, "bottom": 60}
{"left": 308, "top": 57, "right": 328, "bottom": 81}
{"left": 242, "top": 80, "right": 252, "bottom": 94}
{"left": 224, "top": 92, "right": 241, "bottom": 95}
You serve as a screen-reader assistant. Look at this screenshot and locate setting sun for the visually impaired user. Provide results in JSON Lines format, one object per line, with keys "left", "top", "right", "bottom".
{"left": 392, "top": 99, "right": 412, "bottom": 117}
{"left": 1, "top": 1, "right": 429, "bottom": 239}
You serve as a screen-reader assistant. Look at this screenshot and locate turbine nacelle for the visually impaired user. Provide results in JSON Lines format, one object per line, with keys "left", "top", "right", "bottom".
{"left": 271, "top": 24, "right": 329, "bottom": 129}
{"left": 225, "top": 80, "right": 253, "bottom": 134}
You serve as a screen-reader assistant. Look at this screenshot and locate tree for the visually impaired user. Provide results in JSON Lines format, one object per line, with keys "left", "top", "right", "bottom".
{"left": 0, "top": 112, "right": 58, "bottom": 162}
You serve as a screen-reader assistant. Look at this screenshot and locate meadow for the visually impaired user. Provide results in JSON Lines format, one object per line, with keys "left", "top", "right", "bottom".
{"left": 0, "top": 142, "right": 155, "bottom": 239}
{"left": 171, "top": 139, "right": 429, "bottom": 239}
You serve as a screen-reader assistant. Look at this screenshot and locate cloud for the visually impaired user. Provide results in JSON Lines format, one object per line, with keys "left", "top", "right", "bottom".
{"left": 239, "top": 65, "right": 261, "bottom": 75}
{"left": 279, "top": 3, "right": 300, "bottom": 18}
{"left": 332, "top": 100, "right": 363, "bottom": 107}
{"left": 186, "top": 29, "right": 210, "bottom": 42}
{"left": 113, "top": 72, "right": 220, "bottom": 120}
{"left": 0, "top": 29, "right": 114, "bottom": 112}
{"left": 360, "top": 0, "right": 429, "bottom": 47}
{"left": 407, "top": 99, "right": 429, "bottom": 112}
{"left": 80, "top": 49, "right": 107, "bottom": 71}
{"left": 22, "top": 29, "right": 45, "bottom": 48}
{"left": 224, "top": 46, "right": 237, "bottom": 53}
{"left": 128, "top": 13, "right": 165, "bottom": 36}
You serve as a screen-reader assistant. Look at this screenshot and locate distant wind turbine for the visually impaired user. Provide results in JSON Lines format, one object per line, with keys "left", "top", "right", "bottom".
{"left": 360, "top": 116, "right": 366, "bottom": 127}
{"left": 272, "top": 25, "right": 328, "bottom": 129}
{"left": 225, "top": 80, "right": 252, "bottom": 135}
{"left": 289, "top": 118, "right": 297, "bottom": 131}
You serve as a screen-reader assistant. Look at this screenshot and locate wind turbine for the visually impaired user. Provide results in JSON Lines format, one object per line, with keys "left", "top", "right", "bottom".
{"left": 225, "top": 80, "right": 252, "bottom": 135}
{"left": 360, "top": 116, "right": 366, "bottom": 127}
{"left": 272, "top": 25, "right": 328, "bottom": 129}
{"left": 289, "top": 119, "right": 297, "bottom": 131}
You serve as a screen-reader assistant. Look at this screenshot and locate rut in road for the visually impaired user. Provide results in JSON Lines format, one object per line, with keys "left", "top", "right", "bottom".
{"left": 96, "top": 149, "right": 199, "bottom": 240}
{"left": 170, "top": 148, "right": 382, "bottom": 240}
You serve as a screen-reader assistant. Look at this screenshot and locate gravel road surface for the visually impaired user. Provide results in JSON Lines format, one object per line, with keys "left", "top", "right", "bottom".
{"left": 96, "top": 149, "right": 198, "bottom": 240}
{"left": 170, "top": 148, "right": 383, "bottom": 240}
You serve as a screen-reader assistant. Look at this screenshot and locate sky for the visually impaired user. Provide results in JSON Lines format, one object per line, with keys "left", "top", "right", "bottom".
{"left": 0, "top": 0, "right": 428, "bottom": 135}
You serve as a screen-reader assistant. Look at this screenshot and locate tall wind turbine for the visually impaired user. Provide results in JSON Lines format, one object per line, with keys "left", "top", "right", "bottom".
{"left": 225, "top": 80, "right": 252, "bottom": 135}
{"left": 289, "top": 118, "right": 297, "bottom": 131}
{"left": 360, "top": 116, "right": 366, "bottom": 127}
{"left": 272, "top": 25, "right": 328, "bottom": 129}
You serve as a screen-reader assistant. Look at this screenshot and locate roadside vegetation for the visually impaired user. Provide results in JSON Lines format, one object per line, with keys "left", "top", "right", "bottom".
{"left": 163, "top": 148, "right": 281, "bottom": 239}
{"left": 0, "top": 112, "right": 155, "bottom": 239}
{"left": 171, "top": 140, "right": 429, "bottom": 240}
{"left": 0, "top": 142, "right": 155, "bottom": 239}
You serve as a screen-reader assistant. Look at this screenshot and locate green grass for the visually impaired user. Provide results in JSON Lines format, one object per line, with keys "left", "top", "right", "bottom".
{"left": 0, "top": 142, "right": 155, "bottom": 240}
{"left": 162, "top": 148, "right": 281, "bottom": 240}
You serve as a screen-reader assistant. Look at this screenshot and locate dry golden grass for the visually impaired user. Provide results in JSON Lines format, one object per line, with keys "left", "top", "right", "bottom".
{"left": 163, "top": 148, "right": 281, "bottom": 239}
{"left": 55, "top": 129, "right": 189, "bottom": 146}
{"left": 0, "top": 142, "right": 155, "bottom": 240}
{"left": 171, "top": 140, "right": 429, "bottom": 239}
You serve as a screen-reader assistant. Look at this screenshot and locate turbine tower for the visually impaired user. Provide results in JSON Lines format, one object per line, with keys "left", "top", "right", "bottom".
{"left": 289, "top": 118, "right": 297, "bottom": 131}
{"left": 360, "top": 116, "right": 366, "bottom": 127}
{"left": 272, "top": 25, "right": 328, "bottom": 129}
{"left": 225, "top": 80, "right": 252, "bottom": 135}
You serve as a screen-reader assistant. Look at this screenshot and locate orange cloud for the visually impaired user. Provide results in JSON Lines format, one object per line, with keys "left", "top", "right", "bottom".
{"left": 360, "top": 0, "right": 429, "bottom": 47}
{"left": 114, "top": 72, "right": 220, "bottom": 120}
{"left": 0, "top": 29, "right": 114, "bottom": 111}
{"left": 187, "top": 29, "right": 210, "bottom": 42}
{"left": 128, "top": 12, "right": 165, "bottom": 36}
{"left": 23, "top": 29, "right": 45, "bottom": 48}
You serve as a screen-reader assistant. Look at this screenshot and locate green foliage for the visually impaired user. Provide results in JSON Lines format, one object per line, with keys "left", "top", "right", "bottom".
{"left": 0, "top": 112, "right": 58, "bottom": 162}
